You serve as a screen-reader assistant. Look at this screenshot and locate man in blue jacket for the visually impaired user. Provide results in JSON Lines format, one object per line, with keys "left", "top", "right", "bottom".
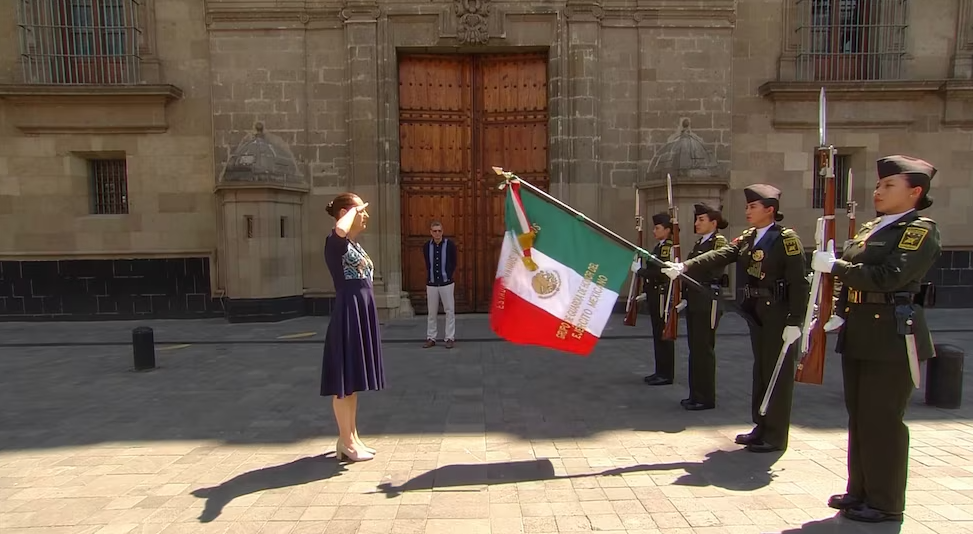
{"left": 423, "top": 221, "right": 458, "bottom": 348}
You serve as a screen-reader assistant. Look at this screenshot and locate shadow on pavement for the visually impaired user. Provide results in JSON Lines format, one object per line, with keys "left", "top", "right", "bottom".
{"left": 190, "top": 453, "right": 345, "bottom": 523}
{"left": 778, "top": 515, "right": 902, "bottom": 534}
{"left": 376, "top": 448, "right": 782, "bottom": 499}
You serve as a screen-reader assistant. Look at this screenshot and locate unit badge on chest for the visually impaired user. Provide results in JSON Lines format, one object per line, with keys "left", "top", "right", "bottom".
{"left": 752, "top": 250, "right": 764, "bottom": 262}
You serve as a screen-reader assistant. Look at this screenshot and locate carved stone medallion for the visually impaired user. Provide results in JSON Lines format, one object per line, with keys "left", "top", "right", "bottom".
{"left": 455, "top": 0, "right": 490, "bottom": 45}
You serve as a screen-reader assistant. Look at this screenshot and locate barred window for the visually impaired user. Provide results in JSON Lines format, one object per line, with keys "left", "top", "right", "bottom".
{"left": 795, "top": 0, "right": 909, "bottom": 81}
{"left": 89, "top": 159, "right": 129, "bottom": 215}
{"left": 812, "top": 154, "right": 850, "bottom": 210}
{"left": 16, "top": 0, "right": 143, "bottom": 85}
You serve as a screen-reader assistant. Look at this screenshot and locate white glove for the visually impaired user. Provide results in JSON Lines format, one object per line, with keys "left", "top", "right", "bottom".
{"left": 631, "top": 259, "right": 642, "bottom": 274}
{"left": 675, "top": 300, "right": 687, "bottom": 313}
{"left": 782, "top": 325, "right": 801, "bottom": 345}
{"left": 811, "top": 240, "right": 837, "bottom": 273}
{"left": 661, "top": 262, "right": 684, "bottom": 280}
{"left": 823, "top": 315, "right": 845, "bottom": 332}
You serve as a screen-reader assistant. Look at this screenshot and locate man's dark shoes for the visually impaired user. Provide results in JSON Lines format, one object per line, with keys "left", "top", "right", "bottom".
{"left": 680, "top": 398, "right": 692, "bottom": 407}
{"left": 734, "top": 430, "right": 758, "bottom": 445}
{"left": 423, "top": 339, "right": 436, "bottom": 348}
{"left": 644, "top": 375, "right": 673, "bottom": 386}
{"left": 840, "top": 505, "right": 903, "bottom": 523}
{"left": 684, "top": 401, "right": 714, "bottom": 411}
{"left": 745, "top": 440, "right": 782, "bottom": 453}
{"left": 827, "top": 493, "right": 863, "bottom": 510}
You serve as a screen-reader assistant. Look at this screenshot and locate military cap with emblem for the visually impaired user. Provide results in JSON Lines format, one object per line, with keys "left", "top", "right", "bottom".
{"left": 694, "top": 200, "right": 729, "bottom": 230}
{"left": 651, "top": 212, "right": 672, "bottom": 228}
{"left": 743, "top": 184, "right": 784, "bottom": 222}
{"left": 877, "top": 155, "right": 936, "bottom": 211}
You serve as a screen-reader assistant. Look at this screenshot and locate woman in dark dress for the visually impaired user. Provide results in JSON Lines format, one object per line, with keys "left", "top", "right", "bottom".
{"left": 321, "top": 192, "right": 385, "bottom": 462}
{"left": 810, "top": 155, "right": 942, "bottom": 523}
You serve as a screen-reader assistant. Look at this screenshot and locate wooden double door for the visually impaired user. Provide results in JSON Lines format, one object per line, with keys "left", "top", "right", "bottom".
{"left": 399, "top": 53, "right": 550, "bottom": 313}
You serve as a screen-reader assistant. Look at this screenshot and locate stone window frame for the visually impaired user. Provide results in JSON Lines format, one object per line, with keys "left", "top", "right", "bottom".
{"left": 780, "top": 0, "right": 910, "bottom": 82}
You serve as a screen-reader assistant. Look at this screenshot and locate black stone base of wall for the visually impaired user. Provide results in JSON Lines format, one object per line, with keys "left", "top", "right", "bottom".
{"left": 0, "top": 257, "right": 341, "bottom": 322}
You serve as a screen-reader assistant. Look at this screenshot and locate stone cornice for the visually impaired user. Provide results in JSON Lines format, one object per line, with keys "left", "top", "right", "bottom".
{"left": 758, "top": 80, "right": 944, "bottom": 101}
{"left": 0, "top": 84, "right": 183, "bottom": 134}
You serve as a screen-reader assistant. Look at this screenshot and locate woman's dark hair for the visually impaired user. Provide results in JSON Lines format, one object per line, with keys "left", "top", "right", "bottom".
{"left": 906, "top": 175, "right": 934, "bottom": 210}
{"left": 326, "top": 192, "right": 360, "bottom": 219}
{"left": 716, "top": 218, "right": 729, "bottom": 230}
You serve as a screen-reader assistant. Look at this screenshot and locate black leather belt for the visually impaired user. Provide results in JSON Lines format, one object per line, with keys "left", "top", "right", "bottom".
{"left": 742, "top": 285, "right": 773, "bottom": 299}
{"left": 848, "top": 289, "right": 914, "bottom": 305}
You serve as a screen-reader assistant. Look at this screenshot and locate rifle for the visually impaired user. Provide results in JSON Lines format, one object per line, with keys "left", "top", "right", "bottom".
{"left": 845, "top": 169, "right": 857, "bottom": 247}
{"left": 796, "top": 87, "right": 837, "bottom": 385}
{"left": 662, "top": 173, "right": 680, "bottom": 341}
{"left": 623, "top": 187, "right": 645, "bottom": 326}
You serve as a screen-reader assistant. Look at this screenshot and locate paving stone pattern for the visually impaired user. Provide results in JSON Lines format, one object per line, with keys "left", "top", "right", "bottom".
{"left": 1, "top": 313, "right": 973, "bottom": 534}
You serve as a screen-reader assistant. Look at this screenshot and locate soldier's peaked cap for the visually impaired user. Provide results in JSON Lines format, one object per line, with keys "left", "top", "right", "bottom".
{"left": 694, "top": 200, "right": 722, "bottom": 216}
{"left": 877, "top": 155, "right": 936, "bottom": 185}
{"left": 651, "top": 212, "right": 671, "bottom": 227}
{"left": 694, "top": 200, "right": 729, "bottom": 229}
{"left": 743, "top": 184, "right": 781, "bottom": 204}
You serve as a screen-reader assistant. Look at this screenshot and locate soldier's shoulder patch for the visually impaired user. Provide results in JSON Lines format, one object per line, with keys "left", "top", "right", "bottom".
{"left": 661, "top": 245, "right": 672, "bottom": 259}
{"left": 898, "top": 226, "right": 929, "bottom": 251}
{"left": 783, "top": 236, "right": 802, "bottom": 256}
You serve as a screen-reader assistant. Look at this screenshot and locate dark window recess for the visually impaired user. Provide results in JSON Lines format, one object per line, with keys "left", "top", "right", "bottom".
{"left": 812, "top": 154, "right": 849, "bottom": 210}
{"left": 89, "top": 159, "right": 129, "bottom": 214}
{"left": 280, "top": 216, "right": 287, "bottom": 238}
{"left": 245, "top": 215, "right": 254, "bottom": 238}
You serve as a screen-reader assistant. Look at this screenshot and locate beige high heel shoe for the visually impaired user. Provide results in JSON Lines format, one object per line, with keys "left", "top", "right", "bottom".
{"left": 336, "top": 440, "right": 374, "bottom": 462}
{"left": 357, "top": 440, "right": 377, "bottom": 455}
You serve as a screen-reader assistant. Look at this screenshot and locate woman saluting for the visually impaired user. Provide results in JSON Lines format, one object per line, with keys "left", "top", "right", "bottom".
{"left": 810, "top": 155, "right": 942, "bottom": 523}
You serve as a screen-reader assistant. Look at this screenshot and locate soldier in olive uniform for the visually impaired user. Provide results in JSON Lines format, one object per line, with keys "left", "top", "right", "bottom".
{"left": 678, "top": 201, "right": 729, "bottom": 411}
{"left": 810, "top": 155, "right": 942, "bottom": 523}
{"left": 636, "top": 213, "right": 676, "bottom": 386}
{"left": 662, "top": 185, "right": 809, "bottom": 452}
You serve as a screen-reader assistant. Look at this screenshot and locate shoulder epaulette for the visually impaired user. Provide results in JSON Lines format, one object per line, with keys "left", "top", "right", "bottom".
{"left": 781, "top": 228, "right": 797, "bottom": 237}
{"left": 916, "top": 216, "right": 936, "bottom": 224}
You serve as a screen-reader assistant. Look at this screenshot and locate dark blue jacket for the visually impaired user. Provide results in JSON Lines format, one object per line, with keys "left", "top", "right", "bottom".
{"left": 423, "top": 238, "right": 457, "bottom": 286}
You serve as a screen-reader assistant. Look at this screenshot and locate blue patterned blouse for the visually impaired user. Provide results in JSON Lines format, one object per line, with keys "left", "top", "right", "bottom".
{"left": 325, "top": 230, "right": 374, "bottom": 283}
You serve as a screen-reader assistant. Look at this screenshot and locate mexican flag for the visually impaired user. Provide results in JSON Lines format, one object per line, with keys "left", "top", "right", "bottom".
{"left": 489, "top": 179, "right": 636, "bottom": 356}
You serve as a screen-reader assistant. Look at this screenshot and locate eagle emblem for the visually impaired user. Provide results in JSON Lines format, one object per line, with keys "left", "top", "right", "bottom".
{"left": 531, "top": 270, "right": 561, "bottom": 299}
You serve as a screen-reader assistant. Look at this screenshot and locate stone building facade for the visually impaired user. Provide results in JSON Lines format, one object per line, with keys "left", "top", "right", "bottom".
{"left": 1, "top": 0, "right": 972, "bottom": 322}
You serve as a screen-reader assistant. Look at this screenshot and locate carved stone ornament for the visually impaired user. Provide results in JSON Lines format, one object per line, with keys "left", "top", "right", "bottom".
{"left": 455, "top": 0, "right": 490, "bottom": 45}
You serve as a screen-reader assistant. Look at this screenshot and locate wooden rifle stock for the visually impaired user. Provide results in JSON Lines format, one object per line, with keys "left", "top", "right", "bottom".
{"left": 796, "top": 145, "right": 836, "bottom": 385}
{"left": 662, "top": 206, "right": 680, "bottom": 341}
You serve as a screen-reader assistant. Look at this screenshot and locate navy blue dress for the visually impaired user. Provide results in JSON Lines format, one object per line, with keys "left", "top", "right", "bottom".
{"left": 320, "top": 230, "right": 385, "bottom": 398}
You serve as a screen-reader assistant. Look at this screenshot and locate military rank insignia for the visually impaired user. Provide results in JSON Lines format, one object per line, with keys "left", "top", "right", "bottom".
{"left": 898, "top": 227, "right": 928, "bottom": 251}
{"left": 783, "top": 236, "right": 801, "bottom": 256}
{"left": 752, "top": 250, "right": 764, "bottom": 262}
{"left": 661, "top": 245, "right": 671, "bottom": 259}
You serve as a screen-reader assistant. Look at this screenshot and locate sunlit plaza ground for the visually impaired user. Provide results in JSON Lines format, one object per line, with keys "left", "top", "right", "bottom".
{"left": 2, "top": 311, "right": 973, "bottom": 534}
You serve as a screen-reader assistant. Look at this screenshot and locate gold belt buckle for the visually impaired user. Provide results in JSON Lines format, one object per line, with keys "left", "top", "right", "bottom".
{"left": 849, "top": 289, "right": 861, "bottom": 304}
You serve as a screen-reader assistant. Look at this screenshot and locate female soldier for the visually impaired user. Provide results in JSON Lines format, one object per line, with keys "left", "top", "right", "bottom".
{"left": 679, "top": 201, "right": 729, "bottom": 411}
{"left": 810, "top": 155, "right": 942, "bottom": 523}
{"left": 636, "top": 213, "right": 676, "bottom": 386}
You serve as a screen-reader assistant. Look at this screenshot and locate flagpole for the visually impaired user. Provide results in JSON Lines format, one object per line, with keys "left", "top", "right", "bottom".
{"left": 492, "top": 167, "right": 713, "bottom": 298}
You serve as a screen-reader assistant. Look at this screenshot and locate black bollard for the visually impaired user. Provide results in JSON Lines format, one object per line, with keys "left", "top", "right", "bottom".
{"left": 925, "top": 344, "right": 964, "bottom": 409}
{"left": 132, "top": 326, "right": 157, "bottom": 371}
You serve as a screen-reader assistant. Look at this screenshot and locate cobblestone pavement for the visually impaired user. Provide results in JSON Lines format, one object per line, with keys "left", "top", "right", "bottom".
{"left": 1, "top": 312, "right": 973, "bottom": 534}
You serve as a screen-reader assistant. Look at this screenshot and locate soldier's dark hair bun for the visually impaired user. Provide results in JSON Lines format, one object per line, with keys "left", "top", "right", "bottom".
{"left": 717, "top": 219, "right": 729, "bottom": 230}
{"left": 917, "top": 194, "right": 933, "bottom": 210}
{"left": 774, "top": 212, "right": 784, "bottom": 222}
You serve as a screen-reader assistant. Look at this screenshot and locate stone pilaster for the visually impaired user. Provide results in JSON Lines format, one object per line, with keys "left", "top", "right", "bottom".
{"left": 564, "top": 1, "right": 603, "bottom": 216}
